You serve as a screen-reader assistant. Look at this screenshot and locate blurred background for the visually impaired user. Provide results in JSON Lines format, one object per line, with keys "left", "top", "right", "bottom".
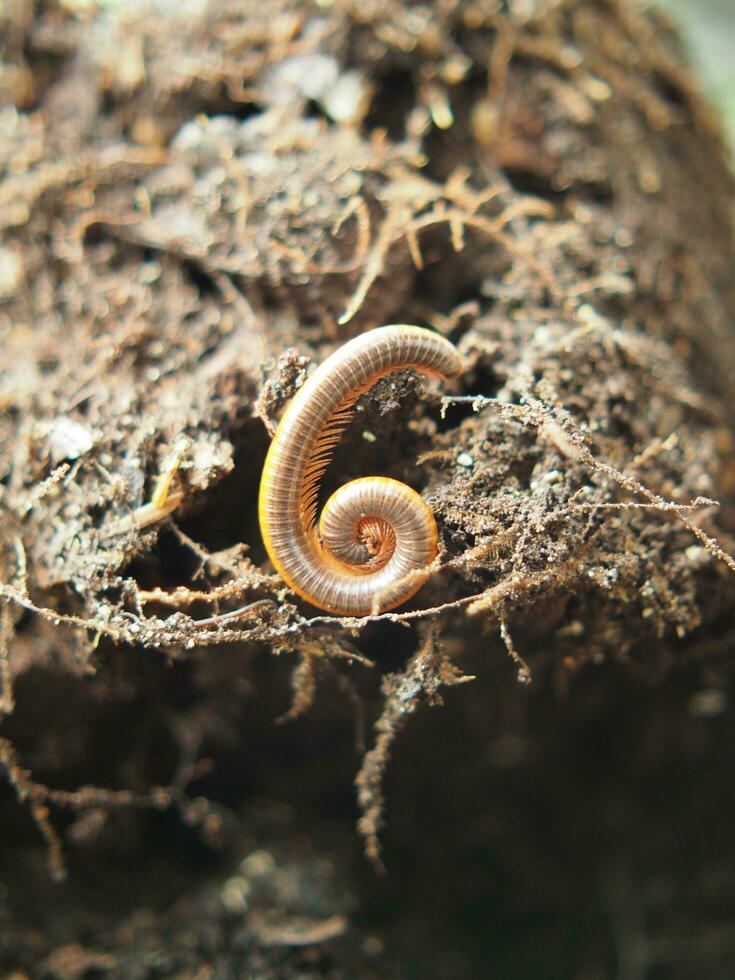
{"left": 658, "top": 0, "right": 735, "bottom": 151}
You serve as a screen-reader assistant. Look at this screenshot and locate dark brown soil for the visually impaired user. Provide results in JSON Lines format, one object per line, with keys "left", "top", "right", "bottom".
{"left": 1, "top": 1, "right": 734, "bottom": 977}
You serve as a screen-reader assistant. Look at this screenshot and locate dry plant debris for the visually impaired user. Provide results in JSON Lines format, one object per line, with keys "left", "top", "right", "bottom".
{"left": 0, "top": 1, "right": 734, "bottom": 969}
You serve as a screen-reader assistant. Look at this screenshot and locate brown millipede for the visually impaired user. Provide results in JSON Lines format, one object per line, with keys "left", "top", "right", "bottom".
{"left": 258, "top": 324, "right": 463, "bottom": 615}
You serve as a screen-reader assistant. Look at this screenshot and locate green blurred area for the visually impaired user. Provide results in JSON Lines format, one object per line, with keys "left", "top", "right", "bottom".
{"left": 657, "top": 0, "right": 735, "bottom": 151}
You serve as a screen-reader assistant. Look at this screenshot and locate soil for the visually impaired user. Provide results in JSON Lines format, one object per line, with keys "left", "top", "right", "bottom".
{"left": 1, "top": 1, "right": 734, "bottom": 977}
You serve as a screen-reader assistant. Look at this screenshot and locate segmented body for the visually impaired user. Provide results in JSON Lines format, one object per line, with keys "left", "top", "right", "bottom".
{"left": 258, "top": 325, "right": 462, "bottom": 615}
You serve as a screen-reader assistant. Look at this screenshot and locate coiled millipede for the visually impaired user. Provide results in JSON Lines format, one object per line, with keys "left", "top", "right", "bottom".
{"left": 258, "top": 325, "right": 463, "bottom": 616}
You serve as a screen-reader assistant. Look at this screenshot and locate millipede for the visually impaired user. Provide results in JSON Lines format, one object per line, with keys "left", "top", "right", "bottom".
{"left": 258, "top": 325, "right": 463, "bottom": 616}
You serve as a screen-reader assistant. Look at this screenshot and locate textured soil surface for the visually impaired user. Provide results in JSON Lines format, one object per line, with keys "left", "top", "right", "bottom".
{"left": 0, "top": 1, "right": 734, "bottom": 977}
